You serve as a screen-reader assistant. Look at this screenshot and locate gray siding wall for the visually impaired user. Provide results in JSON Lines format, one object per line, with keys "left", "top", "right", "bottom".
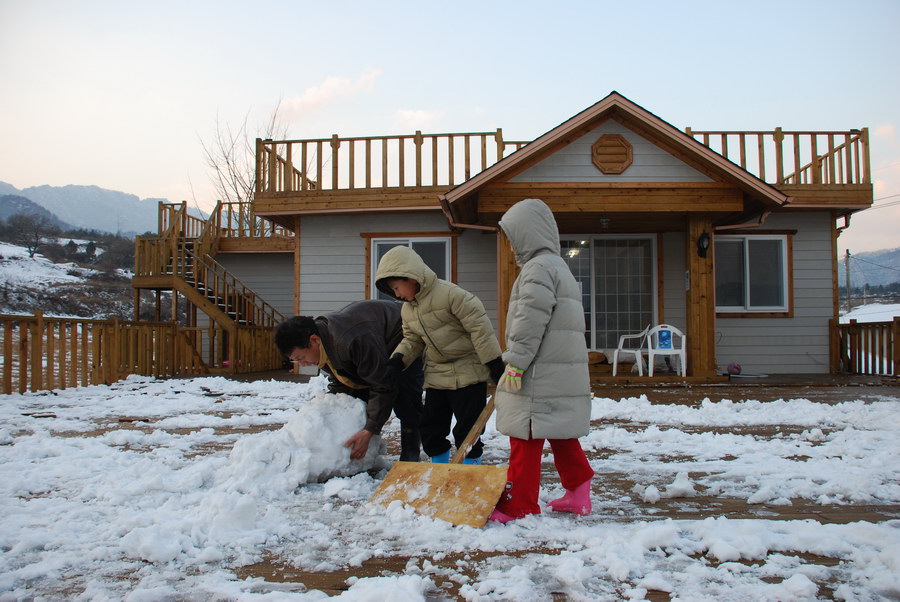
{"left": 510, "top": 120, "right": 713, "bottom": 183}
{"left": 661, "top": 232, "right": 687, "bottom": 331}
{"left": 298, "top": 214, "right": 500, "bottom": 329}
{"left": 216, "top": 253, "right": 295, "bottom": 318}
{"left": 456, "top": 229, "right": 499, "bottom": 330}
{"left": 715, "top": 212, "right": 835, "bottom": 374}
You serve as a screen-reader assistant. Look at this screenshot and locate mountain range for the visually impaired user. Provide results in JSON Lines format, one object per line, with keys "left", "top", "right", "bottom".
{"left": 0, "top": 181, "right": 205, "bottom": 236}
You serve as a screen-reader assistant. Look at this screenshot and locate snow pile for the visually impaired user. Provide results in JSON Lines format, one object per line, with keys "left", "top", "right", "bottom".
{"left": 219, "top": 390, "right": 387, "bottom": 497}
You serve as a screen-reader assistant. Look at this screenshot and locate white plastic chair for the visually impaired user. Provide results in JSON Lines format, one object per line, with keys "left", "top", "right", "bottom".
{"left": 646, "top": 324, "right": 686, "bottom": 377}
{"left": 611, "top": 325, "right": 650, "bottom": 376}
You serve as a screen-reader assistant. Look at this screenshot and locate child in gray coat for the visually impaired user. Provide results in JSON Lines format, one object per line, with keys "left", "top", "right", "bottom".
{"left": 490, "top": 198, "right": 594, "bottom": 522}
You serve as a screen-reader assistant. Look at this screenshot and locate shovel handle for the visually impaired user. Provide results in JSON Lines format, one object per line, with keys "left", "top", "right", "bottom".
{"left": 450, "top": 397, "right": 495, "bottom": 464}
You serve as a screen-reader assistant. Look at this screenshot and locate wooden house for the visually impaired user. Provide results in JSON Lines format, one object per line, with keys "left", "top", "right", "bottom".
{"left": 134, "top": 92, "right": 872, "bottom": 377}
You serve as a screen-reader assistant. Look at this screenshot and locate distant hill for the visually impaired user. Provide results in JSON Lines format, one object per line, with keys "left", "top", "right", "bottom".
{"left": 0, "top": 195, "right": 72, "bottom": 229}
{"left": 0, "top": 182, "right": 206, "bottom": 236}
{"left": 838, "top": 247, "right": 900, "bottom": 288}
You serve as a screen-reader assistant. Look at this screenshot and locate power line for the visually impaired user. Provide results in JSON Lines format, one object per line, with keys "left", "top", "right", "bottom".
{"left": 873, "top": 192, "right": 900, "bottom": 202}
{"left": 851, "top": 255, "right": 900, "bottom": 273}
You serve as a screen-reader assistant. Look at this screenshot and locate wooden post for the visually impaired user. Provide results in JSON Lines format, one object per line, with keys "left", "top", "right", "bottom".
{"left": 30, "top": 311, "right": 44, "bottom": 392}
{"left": 774, "top": 128, "right": 784, "bottom": 184}
{"left": 414, "top": 131, "right": 423, "bottom": 187}
{"left": 685, "top": 217, "right": 716, "bottom": 377}
{"left": 893, "top": 316, "right": 899, "bottom": 377}
{"left": 862, "top": 128, "right": 871, "bottom": 184}
{"left": 255, "top": 138, "right": 263, "bottom": 194}
{"left": 496, "top": 230, "right": 519, "bottom": 347}
{"left": 285, "top": 143, "right": 294, "bottom": 192}
{"left": 331, "top": 135, "right": 340, "bottom": 190}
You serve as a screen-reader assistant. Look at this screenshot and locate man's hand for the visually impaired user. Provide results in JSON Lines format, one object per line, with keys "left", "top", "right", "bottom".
{"left": 344, "top": 429, "right": 374, "bottom": 460}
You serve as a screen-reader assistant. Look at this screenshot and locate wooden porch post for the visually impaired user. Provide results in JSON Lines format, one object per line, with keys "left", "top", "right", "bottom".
{"left": 496, "top": 230, "right": 519, "bottom": 347}
{"left": 685, "top": 216, "right": 716, "bottom": 377}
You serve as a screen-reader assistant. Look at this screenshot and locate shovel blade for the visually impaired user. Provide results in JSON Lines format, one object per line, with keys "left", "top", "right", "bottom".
{"left": 369, "top": 462, "right": 508, "bottom": 528}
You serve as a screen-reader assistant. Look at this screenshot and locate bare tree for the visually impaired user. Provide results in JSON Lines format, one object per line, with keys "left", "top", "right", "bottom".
{"left": 199, "top": 102, "right": 288, "bottom": 204}
{"left": 6, "top": 213, "right": 56, "bottom": 258}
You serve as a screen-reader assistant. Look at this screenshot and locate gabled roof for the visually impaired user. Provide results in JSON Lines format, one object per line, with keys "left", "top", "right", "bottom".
{"left": 439, "top": 92, "right": 790, "bottom": 225}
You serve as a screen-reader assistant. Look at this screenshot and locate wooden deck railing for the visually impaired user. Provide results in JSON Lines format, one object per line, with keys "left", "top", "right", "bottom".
{"left": 686, "top": 128, "right": 870, "bottom": 186}
{"left": 256, "top": 130, "right": 529, "bottom": 194}
{"left": 0, "top": 312, "right": 284, "bottom": 395}
{"left": 183, "top": 247, "right": 285, "bottom": 328}
{"left": 832, "top": 317, "right": 898, "bottom": 376}
{"left": 213, "top": 201, "right": 294, "bottom": 239}
{"left": 159, "top": 202, "right": 206, "bottom": 238}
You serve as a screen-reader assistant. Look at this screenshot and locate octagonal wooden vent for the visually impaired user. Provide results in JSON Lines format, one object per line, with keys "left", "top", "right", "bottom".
{"left": 591, "top": 134, "right": 633, "bottom": 174}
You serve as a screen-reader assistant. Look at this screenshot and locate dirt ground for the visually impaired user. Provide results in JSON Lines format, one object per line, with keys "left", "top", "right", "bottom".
{"left": 225, "top": 370, "right": 899, "bottom": 600}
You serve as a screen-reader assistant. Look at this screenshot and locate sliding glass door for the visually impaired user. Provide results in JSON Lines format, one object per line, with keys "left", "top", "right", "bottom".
{"left": 561, "top": 236, "right": 656, "bottom": 350}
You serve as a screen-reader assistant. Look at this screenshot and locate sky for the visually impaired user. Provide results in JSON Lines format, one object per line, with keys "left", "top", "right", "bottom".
{"left": 1, "top": 373, "right": 898, "bottom": 598}
{"left": 1, "top": 0, "right": 898, "bottom": 254}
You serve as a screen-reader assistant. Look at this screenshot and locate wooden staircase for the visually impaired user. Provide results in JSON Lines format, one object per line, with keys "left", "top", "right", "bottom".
{"left": 133, "top": 202, "right": 288, "bottom": 373}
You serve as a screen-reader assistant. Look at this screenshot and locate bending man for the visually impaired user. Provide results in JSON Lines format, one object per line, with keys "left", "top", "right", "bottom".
{"left": 274, "top": 300, "right": 424, "bottom": 461}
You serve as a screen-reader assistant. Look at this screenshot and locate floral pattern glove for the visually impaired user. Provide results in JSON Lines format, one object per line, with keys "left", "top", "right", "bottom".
{"left": 498, "top": 364, "right": 523, "bottom": 392}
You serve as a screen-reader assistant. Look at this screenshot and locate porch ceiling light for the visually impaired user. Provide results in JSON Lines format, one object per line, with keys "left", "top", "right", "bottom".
{"left": 697, "top": 231, "right": 711, "bottom": 258}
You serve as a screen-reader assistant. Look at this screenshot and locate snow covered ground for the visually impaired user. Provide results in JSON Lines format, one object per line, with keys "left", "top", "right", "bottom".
{"left": 840, "top": 303, "right": 900, "bottom": 324}
{"left": 0, "top": 241, "right": 96, "bottom": 289}
{"left": 1, "top": 375, "right": 898, "bottom": 600}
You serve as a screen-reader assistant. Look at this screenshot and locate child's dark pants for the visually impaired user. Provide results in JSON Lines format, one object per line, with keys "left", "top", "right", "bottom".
{"left": 420, "top": 381, "right": 487, "bottom": 460}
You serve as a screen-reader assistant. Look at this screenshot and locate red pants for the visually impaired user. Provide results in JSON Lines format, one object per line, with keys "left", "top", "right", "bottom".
{"left": 494, "top": 436, "right": 594, "bottom": 518}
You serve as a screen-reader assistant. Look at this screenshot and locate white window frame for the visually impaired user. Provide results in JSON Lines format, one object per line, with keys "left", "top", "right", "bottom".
{"left": 715, "top": 234, "right": 789, "bottom": 313}
{"left": 369, "top": 236, "right": 452, "bottom": 300}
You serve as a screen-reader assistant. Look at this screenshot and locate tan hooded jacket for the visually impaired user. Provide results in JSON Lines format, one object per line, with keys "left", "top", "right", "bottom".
{"left": 496, "top": 198, "right": 592, "bottom": 439}
{"left": 375, "top": 246, "right": 501, "bottom": 390}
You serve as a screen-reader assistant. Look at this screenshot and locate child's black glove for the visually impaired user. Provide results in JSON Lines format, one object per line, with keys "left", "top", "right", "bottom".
{"left": 486, "top": 357, "right": 505, "bottom": 384}
{"left": 384, "top": 353, "right": 405, "bottom": 385}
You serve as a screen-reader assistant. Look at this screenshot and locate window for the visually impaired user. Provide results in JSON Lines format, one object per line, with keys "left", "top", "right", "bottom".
{"left": 560, "top": 236, "right": 656, "bottom": 350}
{"left": 715, "top": 235, "right": 789, "bottom": 313}
{"left": 370, "top": 237, "right": 451, "bottom": 300}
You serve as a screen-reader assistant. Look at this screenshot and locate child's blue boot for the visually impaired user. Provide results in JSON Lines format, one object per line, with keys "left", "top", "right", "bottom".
{"left": 462, "top": 456, "right": 482, "bottom": 465}
{"left": 430, "top": 450, "right": 450, "bottom": 463}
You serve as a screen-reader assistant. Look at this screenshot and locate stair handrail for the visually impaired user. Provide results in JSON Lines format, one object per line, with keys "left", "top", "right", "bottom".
{"left": 181, "top": 246, "right": 285, "bottom": 328}
{"left": 193, "top": 201, "right": 223, "bottom": 259}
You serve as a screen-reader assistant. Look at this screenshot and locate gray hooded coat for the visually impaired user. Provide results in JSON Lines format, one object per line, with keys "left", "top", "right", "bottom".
{"left": 496, "top": 198, "right": 592, "bottom": 440}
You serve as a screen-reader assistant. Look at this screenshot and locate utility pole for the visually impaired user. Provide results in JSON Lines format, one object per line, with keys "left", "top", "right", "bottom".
{"left": 844, "top": 250, "right": 852, "bottom": 311}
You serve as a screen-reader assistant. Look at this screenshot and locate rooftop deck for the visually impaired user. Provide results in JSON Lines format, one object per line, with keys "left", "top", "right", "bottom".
{"left": 253, "top": 127, "right": 872, "bottom": 222}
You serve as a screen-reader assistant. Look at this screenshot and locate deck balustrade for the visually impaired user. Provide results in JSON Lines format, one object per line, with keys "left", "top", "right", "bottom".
{"left": 256, "top": 130, "right": 528, "bottom": 194}
{"left": 685, "top": 128, "right": 870, "bottom": 186}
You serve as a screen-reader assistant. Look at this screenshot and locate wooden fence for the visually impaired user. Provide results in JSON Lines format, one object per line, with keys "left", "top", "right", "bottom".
{"left": 1, "top": 312, "right": 284, "bottom": 395}
{"left": 832, "top": 317, "right": 898, "bottom": 376}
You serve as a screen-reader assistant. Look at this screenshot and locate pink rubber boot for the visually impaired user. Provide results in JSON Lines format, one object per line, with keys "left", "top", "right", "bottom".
{"left": 548, "top": 479, "right": 592, "bottom": 515}
{"left": 488, "top": 509, "right": 517, "bottom": 523}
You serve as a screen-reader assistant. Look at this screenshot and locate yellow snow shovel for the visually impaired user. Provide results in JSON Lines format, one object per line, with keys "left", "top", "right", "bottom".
{"left": 369, "top": 397, "right": 508, "bottom": 528}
